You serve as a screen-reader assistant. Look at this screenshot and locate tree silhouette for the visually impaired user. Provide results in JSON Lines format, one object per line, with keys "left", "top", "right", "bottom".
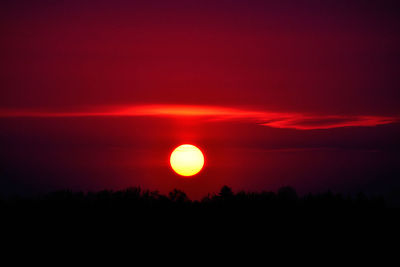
{"left": 169, "top": 189, "right": 189, "bottom": 203}
{"left": 219, "top": 185, "right": 234, "bottom": 199}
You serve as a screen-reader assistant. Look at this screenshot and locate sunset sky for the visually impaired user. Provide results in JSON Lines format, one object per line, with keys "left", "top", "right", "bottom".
{"left": 1, "top": 0, "right": 400, "bottom": 198}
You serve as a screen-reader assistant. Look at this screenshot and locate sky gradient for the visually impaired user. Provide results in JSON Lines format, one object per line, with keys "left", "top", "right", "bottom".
{"left": 1, "top": 0, "right": 400, "bottom": 199}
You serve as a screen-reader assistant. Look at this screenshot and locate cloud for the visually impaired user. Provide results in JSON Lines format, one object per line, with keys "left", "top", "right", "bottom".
{"left": 261, "top": 115, "right": 397, "bottom": 130}
{"left": 0, "top": 104, "right": 397, "bottom": 130}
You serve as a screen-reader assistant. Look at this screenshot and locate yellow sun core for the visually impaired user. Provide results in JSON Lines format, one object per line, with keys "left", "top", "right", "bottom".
{"left": 170, "top": 144, "right": 204, "bottom": 177}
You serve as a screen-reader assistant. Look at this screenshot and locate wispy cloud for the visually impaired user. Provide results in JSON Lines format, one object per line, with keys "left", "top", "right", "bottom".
{"left": 0, "top": 105, "right": 397, "bottom": 130}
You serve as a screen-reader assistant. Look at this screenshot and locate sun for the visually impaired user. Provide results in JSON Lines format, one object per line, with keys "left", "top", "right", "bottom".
{"left": 170, "top": 144, "right": 205, "bottom": 177}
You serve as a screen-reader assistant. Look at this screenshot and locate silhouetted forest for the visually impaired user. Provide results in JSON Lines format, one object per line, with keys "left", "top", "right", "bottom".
{"left": 3, "top": 185, "right": 400, "bottom": 240}
{"left": 0, "top": 186, "right": 395, "bottom": 215}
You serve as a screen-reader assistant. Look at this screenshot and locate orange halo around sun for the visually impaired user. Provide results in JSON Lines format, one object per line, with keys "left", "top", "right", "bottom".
{"left": 170, "top": 144, "right": 205, "bottom": 177}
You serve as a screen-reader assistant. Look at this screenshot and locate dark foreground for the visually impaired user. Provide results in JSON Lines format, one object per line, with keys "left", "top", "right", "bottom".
{"left": 2, "top": 186, "right": 400, "bottom": 247}
{"left": 1, "top": 185, "right": 397, "bottom": 216}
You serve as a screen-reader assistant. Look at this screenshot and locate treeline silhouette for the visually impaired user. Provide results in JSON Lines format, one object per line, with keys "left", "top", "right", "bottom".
{"left": 0, "top": 186, "right": 392, "bottom": 214}
{"left": 3, "top": 186, "right": 400, "bottom": 239}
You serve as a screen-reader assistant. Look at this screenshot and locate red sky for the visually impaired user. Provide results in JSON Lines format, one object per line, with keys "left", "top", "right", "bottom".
{"left": 1, "top": 0, "right": 400, "bottom": 198}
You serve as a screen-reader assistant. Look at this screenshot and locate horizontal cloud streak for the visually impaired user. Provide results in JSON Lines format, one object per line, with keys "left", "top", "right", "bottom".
{"left": 0, "top": 105, "right": 397, "bottom": 130}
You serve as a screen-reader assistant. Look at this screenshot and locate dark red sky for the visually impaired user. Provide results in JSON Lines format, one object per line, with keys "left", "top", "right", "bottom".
{"left": 1, "top": 0, "right": 400, "bottom": 198}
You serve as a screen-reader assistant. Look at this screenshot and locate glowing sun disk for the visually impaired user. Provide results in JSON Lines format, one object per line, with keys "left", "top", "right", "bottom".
{"left": 170, "top": 144, "right": 204, "bottom": 177}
